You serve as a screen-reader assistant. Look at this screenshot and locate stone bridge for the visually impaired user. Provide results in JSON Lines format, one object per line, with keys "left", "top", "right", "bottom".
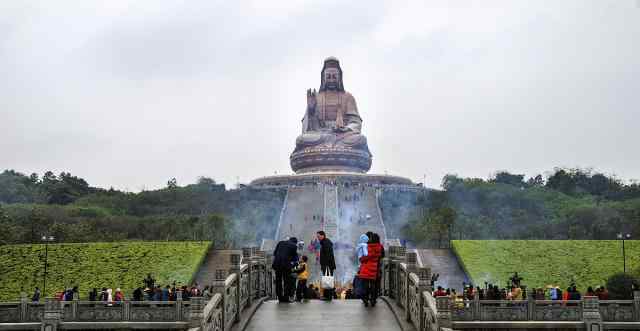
{"left": 1, "top": 247, "right": 640, "bottom": 331}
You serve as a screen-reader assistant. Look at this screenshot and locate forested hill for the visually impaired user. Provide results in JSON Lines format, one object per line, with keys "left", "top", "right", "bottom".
{"left": 381, "top": 169, "right": 640, "bottom": 246}
{"left": 2, "top": 168, "right": 640, "bottom": 247}
{"left": 0, "top": 170, "right": 286, "bottom": 246}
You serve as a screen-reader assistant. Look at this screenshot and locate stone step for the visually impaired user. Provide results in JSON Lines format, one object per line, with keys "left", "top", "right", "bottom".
{"left": 418, "top": 249, "right": 470, "bottom": 291}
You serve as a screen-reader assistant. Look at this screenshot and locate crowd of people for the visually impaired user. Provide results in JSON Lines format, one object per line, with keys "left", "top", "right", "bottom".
{"left": 271, "top": 230, "right": 385, "bottom": 307}
{"left": 28, "top": 274, "right": 210, "bottom": 303}
{"left": 432, "top": 272, "right": 615, "bottom": 306}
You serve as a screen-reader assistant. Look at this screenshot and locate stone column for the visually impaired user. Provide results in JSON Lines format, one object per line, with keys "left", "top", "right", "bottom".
{"left": 436, "top": 296, "right": 452, "bottom": 329}
{"left": 582, "top": 296, "right": 603, "bottom": 331}
{"left": 41, "top": 298, "right": 62, "bottom": 331}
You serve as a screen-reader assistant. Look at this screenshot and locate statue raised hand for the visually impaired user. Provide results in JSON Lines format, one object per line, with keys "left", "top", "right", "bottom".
{"left": 307, "top": 88, "right": 317, "bottom": 112}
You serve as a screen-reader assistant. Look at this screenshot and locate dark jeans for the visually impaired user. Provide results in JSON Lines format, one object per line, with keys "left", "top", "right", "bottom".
{"left": 321, "top": 265, "right": 335, "bottom": 300}
{"left": 361, "top": 279, "right": 378, "bottom": 304}
{"left": 295, "top": 279, "right": 307, "bottom": 301}
{"left": 374, "top": 275, "right": 382, "bottom": 298}
{"left": 274, "top": 268, "right": 294, "bottom": 301}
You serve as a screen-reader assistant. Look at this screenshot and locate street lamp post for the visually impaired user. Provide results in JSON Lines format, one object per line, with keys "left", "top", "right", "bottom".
{"left": 617, "top": 233, "right": 631, "bottom": 273}
{"left": 41, "top": 235, "right": 55, "bottom": 296}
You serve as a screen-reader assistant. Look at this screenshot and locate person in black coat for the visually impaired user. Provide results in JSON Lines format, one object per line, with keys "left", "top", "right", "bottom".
{"left": 272, "top": 237, "right": 299, "bottom": 303}
{"left": 316, "top": 231, "right": 336, "bottom": 301}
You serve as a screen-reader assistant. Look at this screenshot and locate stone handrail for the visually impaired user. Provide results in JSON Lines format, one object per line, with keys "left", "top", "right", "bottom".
{"left": 382, "top": 246, "right": 444, "bottom": 331}
{"left": 0, "top": 247, "right": 274, "bottom": 331}
{"left": 0, "top": 298, "right": 196, "bottom": 323}
{"left": 381, "top": 246, "right": 640, "bottom": 331}
{"left": 198, "top": 248, "right": 274, "bottom": 331}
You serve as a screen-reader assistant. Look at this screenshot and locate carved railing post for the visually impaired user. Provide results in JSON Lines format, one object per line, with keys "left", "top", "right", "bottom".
{"left": 256, "top": 250, "right": 266, "bottom": 298}
{"left": 436, "top": 296, "right": 452, "bottom": 329}
{"left": 416, "top": 267, "right": 431, "bottom": 331}
{"left": 71, "top": 296, "right": 78, "bottom": 321}
{"left": 242, "top": 247, "right": 253, "bottom": 306}
{"left": 266, "top": 254, "right": 275, "bottom": 299}
{"left": 405, "top": 252, "right": 417, "bottom": 321}
{"left": 380, "top": 256, "right": 389, "bottom": 296}
{"left": 189, "top": 297, "right": 205, "bottom": 328}
{"left": 395, "top": 246, "right": 407, "bottom": 296}
{"left": 123, "top": 299, "right": 130, "bottom": 321}
{"left": 634, "top": 291, "right": 640, "bottom": 322}
{"left": 175, "top": 290, "right": 182, "bottom": 321}
{"left": 212, "top": 269, "right": 227, "bottom": 326}
{"left": 527, "top": 291, "right": 535, "bottom": 320}
{"left": 472, "top": 290, "right": 480, "bottom": 320}
{"left": 582, "top": 296, "right": 603, "bottom": 331}
{"left": 42, "top": 298, "right": 63, "bottom": 331}
{"left": 20, "top": 292, "right": 27, "bottom": 322}
{"left": 229, "top": 253, "right": 242, "bottom": 323}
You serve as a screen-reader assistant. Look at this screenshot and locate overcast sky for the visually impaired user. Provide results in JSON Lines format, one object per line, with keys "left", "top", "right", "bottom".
{"left": 1, "top": 0, "right": 639, "bottom": 191}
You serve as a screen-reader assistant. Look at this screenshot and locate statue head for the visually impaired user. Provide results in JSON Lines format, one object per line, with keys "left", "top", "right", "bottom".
{"left": 319, "top": 56, "right": 344, "bottom": 92}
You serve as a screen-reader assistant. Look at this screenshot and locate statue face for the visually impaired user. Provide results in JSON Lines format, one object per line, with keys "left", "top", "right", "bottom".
{"left": 324, "top": 67, "right": 340, "bottom": 90}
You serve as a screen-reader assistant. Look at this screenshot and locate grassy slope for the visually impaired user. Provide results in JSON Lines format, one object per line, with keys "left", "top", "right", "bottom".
{"left": 452, "top": 240, "right": 640, "bottom": 291}
{"left": 0, "top": 241, "right": 210, "bottom": 300}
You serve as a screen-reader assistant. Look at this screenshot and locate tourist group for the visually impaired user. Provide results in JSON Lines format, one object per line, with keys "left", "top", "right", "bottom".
{"left": 272, "top": 230, "right": 384, "bottom": 307}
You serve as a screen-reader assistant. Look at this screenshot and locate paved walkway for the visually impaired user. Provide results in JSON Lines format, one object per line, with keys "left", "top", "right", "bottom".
{"left": 244, "top": 300, "right": 402, "bottom": 331}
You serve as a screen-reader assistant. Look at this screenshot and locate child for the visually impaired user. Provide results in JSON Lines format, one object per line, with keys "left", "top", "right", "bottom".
{"left": 294, "top": 256, "right": 310, "bottom": 302}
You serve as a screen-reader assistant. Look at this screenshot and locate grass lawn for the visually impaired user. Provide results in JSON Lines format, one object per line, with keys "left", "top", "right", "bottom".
{"left": 0, "top": 241, "right": 210, "bottom": 301}
{"left": 452, "top": 240, "right": 640, "bottom": 291}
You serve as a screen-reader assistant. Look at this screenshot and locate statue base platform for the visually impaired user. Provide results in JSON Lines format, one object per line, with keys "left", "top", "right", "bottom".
{"left": 290, "top": 146, "right": 372, "bottom": 174}
{"left": 250, "top": 171, "right": 414, "bottom": 187}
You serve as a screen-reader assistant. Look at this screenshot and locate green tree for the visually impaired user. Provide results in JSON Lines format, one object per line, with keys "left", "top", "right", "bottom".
{"left": 167, "top": 178, "right": 178, "bottom": 190}
{"left": 606, "top": 273, "right": 638, "bottom": 299}
{"left": 491, "top": 171, "right": 525, "bottom": 187}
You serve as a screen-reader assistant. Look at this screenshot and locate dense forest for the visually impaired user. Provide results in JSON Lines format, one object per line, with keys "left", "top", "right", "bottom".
{"left": 2, "top": 168, "right": 640, "bottom": 248}
{"left": 381, "top": 168, "right": 640, "bottom": 247}
{"left": 0, "top": 170, "right": 285, "bottom": 246}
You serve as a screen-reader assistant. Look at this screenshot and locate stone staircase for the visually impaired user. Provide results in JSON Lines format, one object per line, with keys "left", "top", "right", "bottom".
{"left": 192, "top": 248, "right": 241, "bottom": 288}
{"left": 417, "top": 249, "right": 469, "bottom": 291}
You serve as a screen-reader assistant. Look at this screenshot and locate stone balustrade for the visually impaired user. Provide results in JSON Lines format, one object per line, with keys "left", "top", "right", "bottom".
{"left": 380, "top": 245, "right": 640, "bottom": 331}
{"left": 0, "top": 247, "right": 274, "bottom": 331}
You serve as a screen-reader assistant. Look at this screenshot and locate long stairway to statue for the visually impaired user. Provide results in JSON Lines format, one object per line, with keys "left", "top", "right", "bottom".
{"left": 268, "top": 181, "right": 390, "bottom": 283}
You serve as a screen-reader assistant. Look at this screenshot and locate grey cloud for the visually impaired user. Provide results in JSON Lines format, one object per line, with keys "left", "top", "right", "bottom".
{"left": 1, "top": 1, "right": 639, "bottom": 190}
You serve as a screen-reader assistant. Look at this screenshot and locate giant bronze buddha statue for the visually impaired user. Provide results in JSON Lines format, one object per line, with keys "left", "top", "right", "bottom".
{"left": 290, "top": 57, "right": 372, "bottom": 173}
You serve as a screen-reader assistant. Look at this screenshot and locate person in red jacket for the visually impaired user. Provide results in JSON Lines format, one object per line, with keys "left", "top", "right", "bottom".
{"left": 357, "top": 233, "right": 383, "bottom": 307}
